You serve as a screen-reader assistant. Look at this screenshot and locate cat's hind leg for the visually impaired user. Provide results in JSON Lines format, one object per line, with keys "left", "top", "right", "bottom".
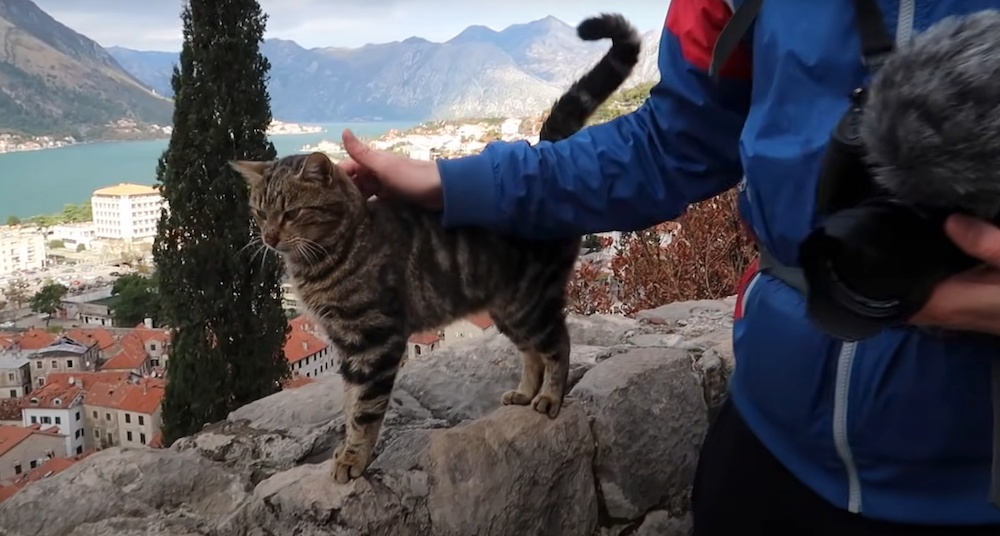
{"left": 491, "top": 304, "right": 571, "bottom": 419}
{"left": 330, "top": 328, "right": 406, "bottom": 484}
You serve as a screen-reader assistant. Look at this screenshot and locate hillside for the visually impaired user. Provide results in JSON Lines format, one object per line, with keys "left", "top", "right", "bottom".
{"left": 0, "top": 0, "right": 172, "bottom": 139}
{"left": 110, "top": 17, "right": 662, "bottom": 123}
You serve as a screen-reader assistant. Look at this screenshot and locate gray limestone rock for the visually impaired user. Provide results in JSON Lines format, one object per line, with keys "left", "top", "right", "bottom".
{"left": 0, "top": 301, "right": 735, "bottom": 536}
{"left": 571, "top": 348, "right": 709, "bottom": 521}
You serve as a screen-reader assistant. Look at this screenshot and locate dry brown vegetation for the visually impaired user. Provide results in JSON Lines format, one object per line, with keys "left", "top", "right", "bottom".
{"left": 565, "top": 84, "right": 756, "bottom": 316}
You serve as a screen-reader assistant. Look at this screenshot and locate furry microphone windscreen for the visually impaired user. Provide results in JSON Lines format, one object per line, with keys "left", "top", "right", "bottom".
{"left": 860, "top": 10, "right": 1000, "bottom": 220}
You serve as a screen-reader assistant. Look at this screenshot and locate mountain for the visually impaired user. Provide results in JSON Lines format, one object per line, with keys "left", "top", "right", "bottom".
{"left": 0, "top": 0, "right": 172, "bottom": 138}
{"left": 109, "top": 17, "right": 661, "bottom": 123}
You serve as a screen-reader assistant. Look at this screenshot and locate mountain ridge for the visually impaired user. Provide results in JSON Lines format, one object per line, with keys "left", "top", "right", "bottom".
{"left": 109, "top": 16, "right": 662, "bottom": 123}
{"left": 0, "top": 0, "right": 173, "bottom": 139}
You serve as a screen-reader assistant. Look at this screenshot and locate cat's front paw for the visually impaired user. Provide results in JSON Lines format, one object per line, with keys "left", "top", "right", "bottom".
{"left": 332, "top": 443, "right": 371, "bottom": 484}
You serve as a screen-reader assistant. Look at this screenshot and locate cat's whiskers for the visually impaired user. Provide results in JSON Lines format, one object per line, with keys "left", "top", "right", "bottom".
{"left": 295, "top": 238, "right": 326, "bottom": 268}
{"left": 239, "top": 235, "right": 262, "bottom": 256}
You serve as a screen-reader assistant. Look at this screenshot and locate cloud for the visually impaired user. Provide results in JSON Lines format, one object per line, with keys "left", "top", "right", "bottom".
{"left": 31, "top": 0, "right": 667, "bottom": 51}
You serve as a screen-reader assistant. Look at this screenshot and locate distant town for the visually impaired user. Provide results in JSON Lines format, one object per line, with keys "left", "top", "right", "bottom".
{"left": 0, "top": 119, "right": 323, "bottom": 155}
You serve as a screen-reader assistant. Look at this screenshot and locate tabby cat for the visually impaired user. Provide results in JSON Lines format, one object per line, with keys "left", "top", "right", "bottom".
{"left": 231, "top": 13, "right": 641, "bottom": 484}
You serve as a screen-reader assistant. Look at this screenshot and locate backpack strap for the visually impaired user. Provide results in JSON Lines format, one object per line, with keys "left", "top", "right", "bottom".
{"left": 710, "top": 0, "right": 897, "bottom": 80}
{"left": 709, "top": 0, "right": 763, "bottom": 79}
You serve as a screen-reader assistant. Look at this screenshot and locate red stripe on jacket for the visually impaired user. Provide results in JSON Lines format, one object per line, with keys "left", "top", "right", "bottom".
{"left": 665, "top": 0, "right": 752, "bottom": 79}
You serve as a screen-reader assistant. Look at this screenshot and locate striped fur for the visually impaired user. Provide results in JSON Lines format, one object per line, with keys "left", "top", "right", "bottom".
{"left": 231, "top": 13, "right": 640, "bottom": 484}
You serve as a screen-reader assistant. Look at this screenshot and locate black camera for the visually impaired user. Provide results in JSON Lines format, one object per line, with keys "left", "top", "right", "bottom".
{"left": 797, "top": 87, "right": 983, "bottom": 341}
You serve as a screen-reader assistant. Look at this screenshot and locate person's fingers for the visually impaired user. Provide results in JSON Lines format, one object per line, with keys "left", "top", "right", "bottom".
{"left": 342, "top": 129, "right": 411, "bottom": 181}
{"left": 337, "top": 157, "right": 362, "bottom": 176}
{"left": 342, "top": 129, "right": 385, "bottom": 171}
{"left": 945, "top": 214, "right": 1000, "bottom": 267}
{"left": 916, "top": 270, "right": 1000, "bottom": 331}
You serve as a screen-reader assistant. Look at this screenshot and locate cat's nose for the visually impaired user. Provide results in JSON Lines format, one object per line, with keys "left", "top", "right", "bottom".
{"left": 263, "top": 230, "right": 279, "bottom": 247}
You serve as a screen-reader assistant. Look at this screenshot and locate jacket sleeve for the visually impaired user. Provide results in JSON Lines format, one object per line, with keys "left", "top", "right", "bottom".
{"left": 436, "top": 0, "right": 754, "bottom": 239}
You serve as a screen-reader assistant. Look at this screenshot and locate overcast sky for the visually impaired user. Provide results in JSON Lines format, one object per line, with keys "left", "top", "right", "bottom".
{"left": 32, "top": 0, "right": 670, "bottom": 51}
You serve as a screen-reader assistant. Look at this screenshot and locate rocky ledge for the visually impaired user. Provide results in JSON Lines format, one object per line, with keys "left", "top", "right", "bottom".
{"left": 0, "top": 298, "right": 735, "bottom": 536}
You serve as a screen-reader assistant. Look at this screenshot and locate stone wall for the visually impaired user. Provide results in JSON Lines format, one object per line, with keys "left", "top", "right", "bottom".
{"left": 0, "top": 297, "right": 736, "bottom": 536}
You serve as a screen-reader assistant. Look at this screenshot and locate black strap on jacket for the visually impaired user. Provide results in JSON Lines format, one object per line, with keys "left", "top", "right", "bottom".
{"left": 710, "top": 0, "right": 896, "bottom": 291}
{"left": 710, "top": 0, "right": 895, "bottom": 80}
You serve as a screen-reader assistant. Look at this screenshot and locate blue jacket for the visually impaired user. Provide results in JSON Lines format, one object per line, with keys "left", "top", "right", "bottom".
{"left": 436, "top": 0, "right": 1000, "bottom": 526}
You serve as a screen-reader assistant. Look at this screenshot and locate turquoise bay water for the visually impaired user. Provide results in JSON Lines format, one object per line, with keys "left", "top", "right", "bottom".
{"left": 0, "top": 121, "right": 416, "bottom": 220}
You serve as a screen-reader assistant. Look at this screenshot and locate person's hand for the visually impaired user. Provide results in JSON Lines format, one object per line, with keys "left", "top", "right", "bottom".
{"left": 337, "top": 129, "right": 444, "bottom": 210}
{"left": 910, "top": 214, "right": 1000, "bottom": 334}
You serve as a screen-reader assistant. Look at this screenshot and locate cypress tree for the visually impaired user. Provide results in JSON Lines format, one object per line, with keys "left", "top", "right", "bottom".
{"left": 153, "top": 0, "right": 290, "bottom": 445}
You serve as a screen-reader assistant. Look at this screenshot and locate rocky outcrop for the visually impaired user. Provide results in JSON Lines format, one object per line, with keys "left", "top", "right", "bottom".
{"left": 0, "top": 298, "right": 735, "bottom": 536}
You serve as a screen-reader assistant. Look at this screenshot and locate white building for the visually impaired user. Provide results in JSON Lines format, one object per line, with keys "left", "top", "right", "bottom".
{"left": 91, "top": 184, "right": 166, "bottom": 241}
{"left": 441, "top": 313, "right": 497, "bottom": 348}
{"left": 405, "top": 146, "right": 432, "bottom": 161}
{"left": 500, "top": 118, "right": 522, "bottom": 136}
{"left": 47, "top": 222, "right": 97, "bottom": 251}
{"left": 22, "top": 376, "right": 87, "bottom": 456}
{"left": 286, "top": 316, "right": 337, "bottom": 379}
{"left": 0, "top": 227, "right": 46, "bottom": 276}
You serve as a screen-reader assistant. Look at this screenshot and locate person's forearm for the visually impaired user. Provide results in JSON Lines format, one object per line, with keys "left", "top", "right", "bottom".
{"left": 436, "top": 11, "right": 752, "bottom": 240}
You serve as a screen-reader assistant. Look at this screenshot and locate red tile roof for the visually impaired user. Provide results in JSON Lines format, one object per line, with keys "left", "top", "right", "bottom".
{"left": 131, "top": 324, "right": 170, "bottom": 344}
{"left": 0, "top": 333, "right": 15, "bottom": 350}
{"left": 0, "top": 485, "right": 18, "bottom": 503}
{"left": 283, "top": 329, "right": 328, "bottom": 364}
{"left": 17, "top": 329, "right": 55, "bottom": 350}
{"left": 100, "top": 333, "right": 149, "bottom": 371}
{"left": 0, "top": 398, "right": 21, "bottom": 421}
{"left": 467, "top": 312, "right": 495, "bottom": 330}
{"left": 289, "top": 315, "right": 321, "bottom": 335}
{"left": 22, "top": 378, "right": 84, "bottom": 410}
{"left": 0, "top": 425, "right": 33, "bottom": 458}
{"left": 0, "top": 450, "right": 93, "bottom": 503}
{"left": 408, "top": 332, "right": 440, "bottom": 345}
{"left": 0, "top": 424, "right": 62, "bottom": 458}
{"left": 84, "top": 377, "right": 165, "bottom": 415}
{"left": 66, "top": 328, "right": 116, "bottom": 351}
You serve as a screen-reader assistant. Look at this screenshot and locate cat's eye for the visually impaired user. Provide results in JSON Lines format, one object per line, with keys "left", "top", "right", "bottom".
{"left": 253, "top": 209, "right": 267, "bottom": 220}
{"left": 284, "top": 208, "right": 301, "bottom": 220}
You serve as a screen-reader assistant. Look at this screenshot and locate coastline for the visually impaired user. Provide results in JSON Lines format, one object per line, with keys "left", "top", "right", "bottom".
{"left": 1, "top": 119, "right": 418, "bottom": 220}
{"left": 0, "top": 121, "right": 328, "bottom": 156}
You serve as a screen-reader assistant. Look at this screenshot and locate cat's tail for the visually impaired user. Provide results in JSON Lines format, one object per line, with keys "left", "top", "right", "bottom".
{"left": 539, "top": 13, "right": 642, "bottom": 143}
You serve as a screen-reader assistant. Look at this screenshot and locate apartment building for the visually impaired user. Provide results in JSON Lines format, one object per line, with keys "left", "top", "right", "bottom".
{"left": 21, "top": 376, "right": 88, "bottom": 457}
{"left": 280, "top": 281, "right": 301, "bottom": 313}
{"left": 441, "top": 313, "right": 497, "bottom": 348}
{"left": 24, "top": 336, "right": 100, "bottom": 388}
{"left": 91, "top": 183, "right": 166, "bottom": 241}
{"left": 0, "top": 351, "right": 31, "bottom": 399}
{"left": 0, "top": 227, "right": 45, "bottom": 276}
{"left": 285, "top": 328, "right": 337, "bottom": 378}
{"left": 47, "top": 222, "right": 97, "bottom": 251}
{"left": 84, "top": 376, "right": 164, "bottom": 450}
{"left": 285, "top": 322, "right": 335, "bottom": 379}
{"left": 0, "top": 424, "right": 67, "bottom": 482}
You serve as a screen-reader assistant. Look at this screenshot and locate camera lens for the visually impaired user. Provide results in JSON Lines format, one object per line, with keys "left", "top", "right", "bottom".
{"left": 799, "top": 199, "right": 978, "bottom": 340}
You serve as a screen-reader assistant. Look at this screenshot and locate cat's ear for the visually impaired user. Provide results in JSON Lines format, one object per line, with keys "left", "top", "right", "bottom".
{"left": 301, "top": 152, "right": 335, "bottom": 183}
{"left": 229, "top": 160, "right": 269, "bottom": 187}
